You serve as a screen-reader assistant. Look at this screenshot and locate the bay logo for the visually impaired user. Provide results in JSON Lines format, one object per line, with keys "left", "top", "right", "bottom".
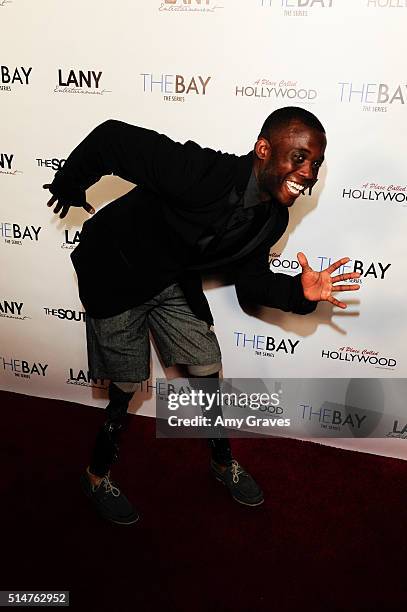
{"left": 141, "top": 73, "right": 211, "bottom": 103}
{"left": 234, "top": 331, "right": 300, "bottom": 358}
{"left": 0, "top": 222, "right": 41, "bottom": 246}
{"left": 338, "top": 81, "right": 407, "bottom": 113}
{"left": 0, "top": 356, "right": 48, "bottom": 379}
{"left": 300, "top": 402, "right": 367, "bottom": 431}
{"left": 260, "top": 0, "right": 333, "bottom": 18}
{"left": 0, "top": 65, "right": 32, "bottom": 92}
{"left": 316, "top": 256, "right": 391, "bottom": 281}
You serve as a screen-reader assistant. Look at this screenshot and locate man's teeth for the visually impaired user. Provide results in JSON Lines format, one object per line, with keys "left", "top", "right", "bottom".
{"left": 286, "top": 180, "right": 305, "bottom": 195}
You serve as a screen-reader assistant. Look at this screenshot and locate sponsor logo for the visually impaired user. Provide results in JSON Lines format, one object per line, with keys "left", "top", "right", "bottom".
{"left": 0, "top": 153, "right": 22, "bottom": 176}
{"left": 66, "top": 368, "right": 107, "bottom": 389}
{"left": 316, "top": 256, "right": 391, "bottom": 282}
{"left": 140, "top": 73, "right": 211, "bottom": 103}
{"left": 0, "top": 65, "right": 32, "bottom": 92}
{"left": 0, "top": 300, "right": 30, "bottom": 321}
{"left": 338, "top": 81, "right": 407, "bottom": 113}
{"left": 300, "top": 401, "right": 367, "bottom": 432}
{"left": 260, "top": 0, "right": 333, "bottom": 18}
{"left": 367, "top": 0, "right": 407, "bottom": 7}
{"left": 269, "top": 252, "right": 300, "bottom": 272}
{"left": 44, "top": 308, "right": 86, "bottom": 322}
{"left": 235, "top": 77, "right": 317, "bottom": 102}
{"left": 0, "top": 356, "right": 48, "bottom": 379}
{"left": 342, "top": 182, "right": 407, "bottom": 208}
{"left": 0, "top": 1, "right": 13, "bottom": 6}
{"left": 60, "top": 229, "right": 80, "bottom": 250}
{"left": 0, "top": 222, "right": 41, "bottom": 246}
{"left": 54, "top": 69, "right": 111, "bottom": 96}
{"left": 386, "top": 420, "right": 407, "bottom": 438}
{"left": 159, "top": 0, "right": 224, "bottom": 13}
{"left": 36, "top": 157, "right": 66, "bottom": 171}
{"left": 321, "top": 346, "right": 397, "bottom": 370}
{"left": 234, "top": 331, "right": 300, "bottom": 358}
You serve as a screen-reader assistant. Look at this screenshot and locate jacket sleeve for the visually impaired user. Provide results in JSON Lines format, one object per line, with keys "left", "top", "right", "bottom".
{"left": 235, "top": 244, "right": 317, "bottom": 315}
{"left": 49, "top": 119, "right": 219, "bottom": 202}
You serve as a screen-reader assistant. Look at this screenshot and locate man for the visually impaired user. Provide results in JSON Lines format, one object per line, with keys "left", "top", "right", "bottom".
{"left": 44, "top": 106, "right": 360, "bottom": 525}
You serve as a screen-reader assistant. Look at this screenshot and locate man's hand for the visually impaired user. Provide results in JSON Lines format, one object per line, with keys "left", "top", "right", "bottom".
{"left": 43, "top": 184, "right": 95, "bottom": 219}
{"left": 297, "top": 252, "right": 360, "bottom": 309}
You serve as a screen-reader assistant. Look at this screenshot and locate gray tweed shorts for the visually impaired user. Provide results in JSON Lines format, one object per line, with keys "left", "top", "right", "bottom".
{"left": 86, "top": 283, "right": 221, "bottom": 382}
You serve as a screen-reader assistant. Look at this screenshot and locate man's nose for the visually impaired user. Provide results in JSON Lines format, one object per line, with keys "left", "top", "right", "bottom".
{"left": 298, "top": 161, "right": 314, "bottom": 179}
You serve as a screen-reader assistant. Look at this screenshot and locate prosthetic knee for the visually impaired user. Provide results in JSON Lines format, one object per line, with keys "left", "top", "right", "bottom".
{"left": 89, "top": 382, "right": 137, "bottom": 477}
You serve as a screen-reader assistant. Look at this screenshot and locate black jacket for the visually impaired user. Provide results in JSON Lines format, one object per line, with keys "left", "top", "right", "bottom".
{"left": 50, "top": 120, "right": 316, "bottom": 322}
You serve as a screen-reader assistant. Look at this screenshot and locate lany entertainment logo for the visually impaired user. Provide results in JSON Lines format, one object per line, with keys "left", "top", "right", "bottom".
{"left": 54, "top": 69, "right": 111, "bottom": 96}
{"left": 159, "top": 0, "right": 224, "bottom": 13}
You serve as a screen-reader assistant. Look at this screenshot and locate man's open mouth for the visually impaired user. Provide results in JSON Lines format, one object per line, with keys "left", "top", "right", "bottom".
{"left": 285, "top": 180, "right": 306, "bottom": 196}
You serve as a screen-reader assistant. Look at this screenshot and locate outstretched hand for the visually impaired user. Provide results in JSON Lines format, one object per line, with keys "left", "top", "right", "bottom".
{"left": 297, "top": 252, "right": 360, "bottom": 309}
{"left": 43, "top": 184, "right": 95, "bottom": 219}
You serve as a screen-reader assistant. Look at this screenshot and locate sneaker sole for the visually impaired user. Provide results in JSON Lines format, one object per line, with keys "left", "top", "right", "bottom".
{"left": 213, "top": 474, "right": 265, "bottom": 507}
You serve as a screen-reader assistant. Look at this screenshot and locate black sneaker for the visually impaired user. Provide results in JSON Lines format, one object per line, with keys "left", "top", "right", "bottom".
{"left": 80, "top": 471, "right": 139, "bottom": 525}
{"left": 211, "top": 459, "right": 264, "bottom": 507}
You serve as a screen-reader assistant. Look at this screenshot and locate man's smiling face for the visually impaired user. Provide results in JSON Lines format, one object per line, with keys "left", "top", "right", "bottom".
{"left": 255, "top": 120, "right": 327, "bottom": 206}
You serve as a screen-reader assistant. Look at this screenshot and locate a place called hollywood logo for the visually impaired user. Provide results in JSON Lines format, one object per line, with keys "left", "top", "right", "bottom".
{"left": 0, "top": 222, "right": 41, "bottom": 247}
{"left": 61, "top": 229, "right": 81, "bottom": 250}
{"left": 0, "top": 1, "right": 13, "bottom": 7}
{"left": 235, "top": 77, "right": 317, "bottom": 102}
{"left": 44, "top": 307, "right": 86, "bottom": 323}
{"left": 367, "top": 0, "right": 407, "bottom": 7}
{"left": 300, "top": 401, "right": 367, "bottom": 432}
{"left": 234, "top": 331, "right": 300, "bottom": 359}
{"left": 140, "top": 73, "right": 211, "bottom": 104}
{"left": 269, "top": 252, "right": 300, "bottom": 273}
{"left": 260, "top": 0, "right": 333, "bottom": 18}
{"left": 159, "top": 0, "right": 224, "bottom": 13}
{"left": 342, "top": 182, "right": 407, "bottom": 207}
{"left": 321, "top": 346, "right": 397, "bottom": 370}
{"left": 338, "top": 81, "right": 407, "bottom": 113}
{"left": 36, "top": 157, "right": 65, "bottom": 172}
{"left": 66, "top": 368, "right": 107, "bottom": 389}
{"left": 54, "top": 69, "right": 111, "bottom": 96}
{"left": 386, "top": 420, "right": 407, "bottom": 439}
{"left": 0, "top": 356, "right": 48, "bottom": 379}
{"left": 0, "top": 300, "right": 30, "bottom": 321}
{"left": 0, "top": 153, "right": 22, "bottom": 176}
{"left": 316, "top": 256, "right": 391, "bottom": 284}
{"left": 0, "top": 65, "right": 31, "bottom": 92}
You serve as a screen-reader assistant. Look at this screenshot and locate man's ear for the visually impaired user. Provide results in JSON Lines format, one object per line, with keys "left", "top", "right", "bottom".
{"left": 254, "top": 137, "right": 271, "bottom": 161}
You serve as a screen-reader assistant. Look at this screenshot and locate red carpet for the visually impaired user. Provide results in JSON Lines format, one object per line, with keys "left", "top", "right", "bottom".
{"left": 1, "top": 390, "right": 406, "bottom": 612}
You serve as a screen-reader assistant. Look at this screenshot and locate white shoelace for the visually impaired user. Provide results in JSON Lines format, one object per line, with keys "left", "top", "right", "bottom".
{"left": 102, "top": 475, "right": 120, "bottom": 497}
{"left": 231, "top": 460, "right": 245, "bottom": 484}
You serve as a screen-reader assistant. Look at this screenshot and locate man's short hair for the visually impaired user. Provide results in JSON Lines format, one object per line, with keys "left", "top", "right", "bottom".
{"left": 259, "top": 106, "right": 325, "bottom": 140}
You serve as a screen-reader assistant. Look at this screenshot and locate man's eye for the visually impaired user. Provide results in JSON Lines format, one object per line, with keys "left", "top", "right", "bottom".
{"left": 312, "top": 161, "right": 322, "bottom": 168}
{"left": 294, "top": 155, "right": 305, "bottom": 163}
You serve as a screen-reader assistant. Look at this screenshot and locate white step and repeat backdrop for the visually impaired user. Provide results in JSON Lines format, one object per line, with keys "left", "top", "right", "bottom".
{"left": 1, "top": 0, "right": 406, "bottom": 457}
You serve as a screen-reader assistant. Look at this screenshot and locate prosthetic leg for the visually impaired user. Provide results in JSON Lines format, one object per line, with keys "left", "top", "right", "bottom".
{"left": 89, "top": 381, "right": 136, "bottom": 477}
